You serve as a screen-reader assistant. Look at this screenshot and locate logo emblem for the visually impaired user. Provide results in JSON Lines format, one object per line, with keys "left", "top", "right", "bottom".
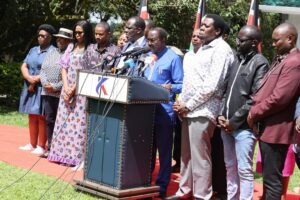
{"left": 95, "top": 77, "right": 108, "bottom": 95}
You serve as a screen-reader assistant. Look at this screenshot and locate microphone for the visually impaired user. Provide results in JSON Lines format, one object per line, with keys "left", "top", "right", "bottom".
{"left": 140, "top": 54, "right": 158, "bottom": 75}
{"left": 125, "top": 61, "right": 137, "bottom": 76}
{"left": 135, "top": 56, "right": 146, "bottom": 73}
{"left": 120, "top": 47, "right": 143, "bottom": 57}
{"left": 130, "top": 47, "right": 151, "bottom": 57}
{"left": 117, "top": 58, "right": 136, "bottom": 75}
{"left": 91, "top": 54, "right": 115, "bottom": 71}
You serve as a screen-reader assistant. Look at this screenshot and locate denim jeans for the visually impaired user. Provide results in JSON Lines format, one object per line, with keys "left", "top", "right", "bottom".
{"left": 221, "top": 129, "right": 257, "bottom": 200}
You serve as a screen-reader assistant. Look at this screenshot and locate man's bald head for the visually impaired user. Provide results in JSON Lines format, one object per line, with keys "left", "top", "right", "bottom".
{"left": 274, "top": 23, "right": 298, "bottom": 42}
{"left": 236, "top": 25, "right": 261, "bottom": 55}
{"left": 239, "top": 25, "right": 262, "bottom": 42}
{"left": 272, "top": 23, "right": 298, "bottom": 55}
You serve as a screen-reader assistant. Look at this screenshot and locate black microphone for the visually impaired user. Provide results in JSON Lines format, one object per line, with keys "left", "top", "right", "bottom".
{"left": 120, "top": 47, "right": 143, "bottom": 56}
{"left": 130, "top": 47, "right": 151, "bottom": 57}
{"left": 91, "top": 54, "right": 115, "bottom": 70}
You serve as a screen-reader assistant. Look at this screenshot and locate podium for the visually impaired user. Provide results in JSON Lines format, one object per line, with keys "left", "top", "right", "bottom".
{"left": 73, "top": 70, "right": 169, "bottom": 199}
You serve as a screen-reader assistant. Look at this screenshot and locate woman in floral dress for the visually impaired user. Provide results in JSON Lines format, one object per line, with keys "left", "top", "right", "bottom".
{"left": 48, "top": 20, "right": 94, "bottom": 167}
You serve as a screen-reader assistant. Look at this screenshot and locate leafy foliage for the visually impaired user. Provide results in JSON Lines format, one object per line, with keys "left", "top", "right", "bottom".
{"left": 0, "top": 0, "right": 282, "bottom": 66}
{"left": 88, "top": 0, "right": 280, "bottom": 60}
{"left": 0, "top": 0, "right": 83, "bottom": 63}
{"left": 0, "top": 63, "right": 23, "bottom": 108}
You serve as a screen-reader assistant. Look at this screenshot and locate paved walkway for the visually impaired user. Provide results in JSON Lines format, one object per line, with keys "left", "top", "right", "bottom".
{"left": 0, "top": 125, "right": 299, "bottom": 200}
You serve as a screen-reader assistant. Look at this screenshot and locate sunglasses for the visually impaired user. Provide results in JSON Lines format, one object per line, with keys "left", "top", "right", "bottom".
{"left": 75, "top": 31, "right": 83, "bottom": 35}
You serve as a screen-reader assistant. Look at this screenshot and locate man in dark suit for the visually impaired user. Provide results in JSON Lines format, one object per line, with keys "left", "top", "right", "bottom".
{"left": 247, "top": 23, "right": 300, "bottom": 200}
{"left": 116, "top": 16, "right": 148, "bottom": 71}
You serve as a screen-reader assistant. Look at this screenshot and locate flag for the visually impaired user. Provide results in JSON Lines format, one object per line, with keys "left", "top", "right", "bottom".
{"left": 138, "top": 0, "right": 150, "bottom": 20}
{"left": 189, "top": 0, "right": 206, "bottom": 50}
{"left": 247, "top": 0, "right": 262, "bottom": 52}
{"left": 193, "top": 0, "right": 206, "bottom": 31}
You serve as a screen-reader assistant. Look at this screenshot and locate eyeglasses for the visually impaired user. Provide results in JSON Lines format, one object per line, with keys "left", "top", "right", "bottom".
{"left": 236, "top": 37, "right": 252, "bottom": 44}
{"left": 75, "top": 31, "right": 83, "bottom": 35}
{"left": 37, "top": 34, "right": 47, "bottom": 39}
{"left": 192, "top": 35, "right": 201, "bottom": 39}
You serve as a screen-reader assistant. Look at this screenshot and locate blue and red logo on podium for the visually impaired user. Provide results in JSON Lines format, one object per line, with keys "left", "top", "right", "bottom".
{"left": 95, "top": 77, "right": 108, "bottom": 95}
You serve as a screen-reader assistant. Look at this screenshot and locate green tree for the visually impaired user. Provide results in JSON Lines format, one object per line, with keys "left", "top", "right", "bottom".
{"left": 0, "top": 0, "right": 281, "bottom": 62}
{"left": 0, "top": 0, "right": 84, "bottom": 63}
{"left": 87, "top": 0, "right": 280, "bottom": 60}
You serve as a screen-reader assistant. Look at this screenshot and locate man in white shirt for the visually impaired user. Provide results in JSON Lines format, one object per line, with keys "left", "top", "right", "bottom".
{"left": 170, "top": 14, "right": 234, "bottom": 200}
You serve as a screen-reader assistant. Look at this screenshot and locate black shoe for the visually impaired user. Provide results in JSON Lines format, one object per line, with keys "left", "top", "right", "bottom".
{"left": 158, "top": 192, "right": 166, "bottom": 199}
{"left": 171, "top": 164, "right": 180, "bottom": 173}
{"left": 211, "top": 193, "right": 227, "bottom": 200}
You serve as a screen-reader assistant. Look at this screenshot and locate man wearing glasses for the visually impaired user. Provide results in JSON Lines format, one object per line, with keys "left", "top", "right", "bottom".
{"left": 116, "top": 16, "right": 147, "bottom": 69}
{"left": 145, "top": 27, "right": 183, "bottom": 198}
{"left": 217, "top": 25, "right": 269, "bottom": 200}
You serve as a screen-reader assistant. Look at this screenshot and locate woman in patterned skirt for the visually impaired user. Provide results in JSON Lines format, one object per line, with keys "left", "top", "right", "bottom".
{"left": 48, "top": 20, "right": 94, "bottom": 168}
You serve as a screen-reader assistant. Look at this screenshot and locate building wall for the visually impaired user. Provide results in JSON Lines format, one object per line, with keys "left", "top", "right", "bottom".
{"left": 284, "top": 14, "right": 300, "bottom": 48}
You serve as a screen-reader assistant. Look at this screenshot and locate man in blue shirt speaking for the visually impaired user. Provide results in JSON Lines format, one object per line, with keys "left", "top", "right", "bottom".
{"left": 144, "top": 27, "right": 183, "bottom": 198}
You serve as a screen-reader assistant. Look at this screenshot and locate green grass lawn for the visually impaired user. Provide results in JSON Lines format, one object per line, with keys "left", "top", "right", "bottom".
{"left": 0, "top": 105, "right": 299, "bottom": 195}
{"left": 0, "top": 162, "right": 98, "bottom": 200}
{"left": 253, "top": 145, "right": 300, "bottom": 191}
{"left": 253, "top": 144, "right": 300, "bottom": 191}
{"left": 0, "top": 106, "right": 28, "bottom": 127}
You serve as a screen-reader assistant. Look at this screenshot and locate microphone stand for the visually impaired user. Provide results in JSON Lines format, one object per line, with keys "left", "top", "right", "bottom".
{"left": 125, "top": 56, "right": 138, "bottom": 76}
{"left": 136, "top": 58, "right": 145, "bottom": 77}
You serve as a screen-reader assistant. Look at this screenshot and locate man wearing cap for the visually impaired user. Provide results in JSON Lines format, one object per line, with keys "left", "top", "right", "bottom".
{"left": 40, "top": 27, "right": 73, "bottom": 157}
{"left": 82, "top": 22, "right": 120, "bottom": 72}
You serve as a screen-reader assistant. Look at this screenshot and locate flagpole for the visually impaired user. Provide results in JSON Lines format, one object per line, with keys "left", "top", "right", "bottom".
{"left": 247, "top": 0, "right": 262, "bottom": 53}
{"left": 189, "top": 0, "right": 206, "bottom": 50}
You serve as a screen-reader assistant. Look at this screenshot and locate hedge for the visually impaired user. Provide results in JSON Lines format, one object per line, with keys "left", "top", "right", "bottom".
{"left": 0, "top": 63, "right": 23, "bottom": 108}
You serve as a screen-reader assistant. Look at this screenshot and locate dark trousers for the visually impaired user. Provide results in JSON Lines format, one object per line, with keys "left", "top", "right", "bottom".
{"left": 151, "top": 107, "right": 174, "bottom": 194}
{"left": 43, "top": 95, "right": 59, "bottom": 150}
{"left": 172, "top": 116, "right": 181, "bottom": 166}
{"left": 260, "top": 141, "right": 289, "bottom": 200}
{"left": 211, "top": 127, "right": 227, "bottom": 198}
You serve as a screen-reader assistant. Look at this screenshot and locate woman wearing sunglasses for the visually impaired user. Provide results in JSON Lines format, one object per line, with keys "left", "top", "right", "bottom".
{"left": 47, "top": 20, "right": 95, "bottom": 170}
{"left": 19, "top": 24, "right": 56, "bottom": 155}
